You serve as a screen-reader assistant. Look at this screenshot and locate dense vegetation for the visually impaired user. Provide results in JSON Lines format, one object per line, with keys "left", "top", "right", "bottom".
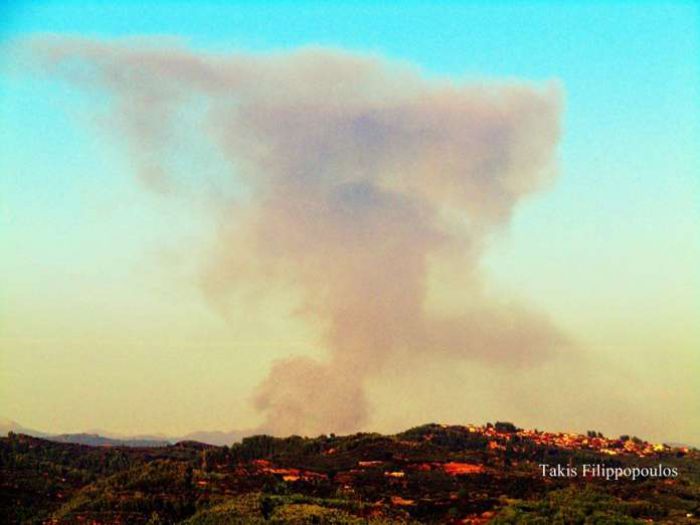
{"left": 1, "top": 424, "right": 698, "bottom": 524}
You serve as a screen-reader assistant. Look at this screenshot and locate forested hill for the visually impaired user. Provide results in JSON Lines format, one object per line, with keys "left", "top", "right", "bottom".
{"left": 2, "top": 423, "right": 699, "bottom": 524}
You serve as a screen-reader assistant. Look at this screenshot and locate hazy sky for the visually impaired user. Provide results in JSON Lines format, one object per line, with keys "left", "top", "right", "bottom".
{"left": 1, "top": 1, "right": 698, "bottom": 444}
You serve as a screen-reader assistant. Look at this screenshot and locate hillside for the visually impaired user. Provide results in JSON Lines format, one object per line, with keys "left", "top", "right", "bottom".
{"left": 1, "top": 423, "right": 698, "bottom": 524}
{"left": 46, "top": 433, "right": 171, "bottom": 448}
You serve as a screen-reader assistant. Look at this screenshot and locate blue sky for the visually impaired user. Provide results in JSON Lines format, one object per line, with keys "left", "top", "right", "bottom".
{"left": 1, "top": 1, "right": 699, "bottom": 440}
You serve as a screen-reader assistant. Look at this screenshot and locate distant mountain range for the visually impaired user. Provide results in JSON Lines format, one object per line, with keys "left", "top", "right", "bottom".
{"left": 47, "top": 433, "right": 171, "bottom": 447}
{"left": 0, "top": 417, "right": 245, "bottom": 447}
{"left": 0, "top": 418, "right": 49, "bottom": 439}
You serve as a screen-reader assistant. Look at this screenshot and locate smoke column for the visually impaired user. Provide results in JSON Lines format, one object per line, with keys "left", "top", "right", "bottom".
{"left": 23, "top": 36, "right": 566, "bottom": 435}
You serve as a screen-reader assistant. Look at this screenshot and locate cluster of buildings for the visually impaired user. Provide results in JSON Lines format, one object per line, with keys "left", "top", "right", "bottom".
{"left": 463, "top": 424, "right": 688, "bottom": 458}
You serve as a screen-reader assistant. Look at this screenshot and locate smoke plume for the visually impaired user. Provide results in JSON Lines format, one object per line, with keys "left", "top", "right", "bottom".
{"left": 23, "top": 36, "right": 566, "bottom": 435}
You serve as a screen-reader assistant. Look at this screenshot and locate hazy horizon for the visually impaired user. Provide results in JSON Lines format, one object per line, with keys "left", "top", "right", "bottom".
{"left": 1, "top": 2, "right": 698, "bottom": 445}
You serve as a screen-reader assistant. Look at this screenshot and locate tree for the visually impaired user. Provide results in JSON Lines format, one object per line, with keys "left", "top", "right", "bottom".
{"left": 260, "top": 495, "right": 276, "bottom": 520}
{"left": 495, "top": 422, "right": 518, "bottom": 433}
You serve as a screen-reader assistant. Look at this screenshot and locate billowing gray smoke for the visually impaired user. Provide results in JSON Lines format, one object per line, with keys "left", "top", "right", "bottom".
{"left": 23, "top": 36, "right": 565, "bottom": 435}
